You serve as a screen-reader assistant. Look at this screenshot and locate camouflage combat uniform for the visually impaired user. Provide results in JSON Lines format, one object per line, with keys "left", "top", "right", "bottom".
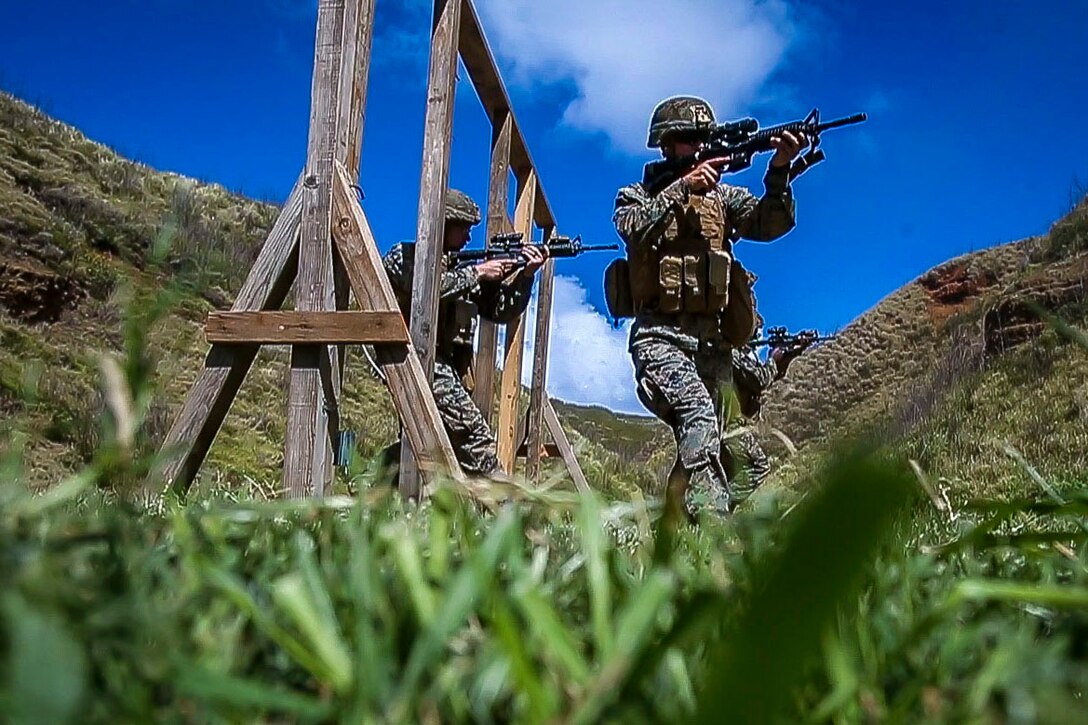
{"left": 613, "top": 163, "right": 796, "bottom": 511}
{"left": 382, "top": 241, "right": 534, "bottom": 475}
{"left": 724, "top": 344, "right": 779, "bottom": 499}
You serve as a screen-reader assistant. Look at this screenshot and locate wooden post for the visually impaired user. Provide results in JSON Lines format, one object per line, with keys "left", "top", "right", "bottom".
{"left": 525, "top": 224, "right": 555, "bottom": 481}
{"left": 472, "top": 110, "right": 513, "bottom": 422}
{"left": 336, "top": 0, "right": 374, "bottom": 179}
{"left": 399, "top": 0, "right": 462, "bottom": 496}
{"left": 330, "top": 0, "right": 376, "bottom": 464}
{"left": 284, "top": 0, "right": 346, "bottom": 498}
{"left": 495, "top": 170, "right": 536, "bottom": 473}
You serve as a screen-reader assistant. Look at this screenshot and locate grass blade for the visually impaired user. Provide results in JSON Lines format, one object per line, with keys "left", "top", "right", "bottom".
{"left": 392, "top": 508, "right": 521, "bottom": 716}
{"left": 578, "top": 494, "right": 615, "bottom": 659}
{"left": 694, "top": 452, "right": 916, "bottom": 723}
{"left": 175, "top": 664, "right": 334, "bottom": 720}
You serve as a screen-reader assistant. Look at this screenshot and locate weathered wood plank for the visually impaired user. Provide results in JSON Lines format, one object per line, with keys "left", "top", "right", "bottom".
{"left": 330, "top": 0, "right": 376, "bottom": 458}
{"left": 284, "top": 0, "right": 347, "bottom": 499}
{"left": 157, "top": 182, "right": 305, "bottom": 497}
{"left": 206, "top": 311, "right": 408, "bottom": 344}
{"left": 457, "top": 0, "right": 554, "bottom": 230}
{"left": 400, "top": 0, "right": 463, "bottom": 496}
{"left": 336, "top": 0, "right": 375, "bottom": 180}
{"left": 331, "top": 163, "right": 464, "bottom": 484}
{"left": 472, "top": 111, "right": 513, "bottom": 423}
{"left": 495, "top": 170, "right": 536, "bottom": 473}
{"left": 526, "top": 227, "right": 556, "bottom": 480}
{"left": 543, "top": 399, "right": 591, "bottom": 494}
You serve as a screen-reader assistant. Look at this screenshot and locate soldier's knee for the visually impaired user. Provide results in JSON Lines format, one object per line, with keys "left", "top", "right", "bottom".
{"left": 676, "top": 419, "right": 722, "bottom": 472}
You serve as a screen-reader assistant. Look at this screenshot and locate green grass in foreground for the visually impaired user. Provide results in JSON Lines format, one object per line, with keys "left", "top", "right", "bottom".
{"left": 2, "top": 280, "right": 1088, "bottom": 723}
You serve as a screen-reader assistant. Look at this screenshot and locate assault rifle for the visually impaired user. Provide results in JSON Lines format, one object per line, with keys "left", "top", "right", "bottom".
{"left": 450, "top": 232, "right": 618, "bottom": 266}
{"left": 751, "top": 326, "right": 836, "bottom": 348}
{"left": 644, "top": 107, "right": 867, "bottom": 193}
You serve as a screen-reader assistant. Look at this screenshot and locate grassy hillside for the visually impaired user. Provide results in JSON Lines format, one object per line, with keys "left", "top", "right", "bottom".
{"left": 762, "top": 198, "right": 1088, "bottom": 500}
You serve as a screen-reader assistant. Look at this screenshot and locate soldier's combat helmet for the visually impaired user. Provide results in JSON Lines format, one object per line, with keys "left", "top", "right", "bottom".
{"left": 647, "top": 96, "right": 716, "bottom": 148}
{"left": 444, "top": 188, "right": 482, "bottom": 226}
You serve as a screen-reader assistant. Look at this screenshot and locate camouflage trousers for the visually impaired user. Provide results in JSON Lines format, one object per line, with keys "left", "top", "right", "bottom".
{"left": 433, "top": 359, "right": 499, "bottom": 476}
{"left": 722, "top": 420, "right": 771, "bottom": 502}
{"left": 631, "top": 337, "right": 734, "bottom": 514}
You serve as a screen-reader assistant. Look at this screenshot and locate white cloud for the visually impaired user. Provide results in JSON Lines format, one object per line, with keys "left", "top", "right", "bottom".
{"left": 476, "top": 0, "right": 798, "bottom": 153}
{"left": 498, "top": 276, "right": 645, "bottom": 415}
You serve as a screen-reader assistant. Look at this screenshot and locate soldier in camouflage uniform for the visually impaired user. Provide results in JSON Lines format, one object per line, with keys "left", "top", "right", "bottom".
{"left": 611, "top": 96, "right": 807, "bottom": 519}
{"left": 382, "top": 189, "right": 547, "bottom": 475}
{"left": 725, "top": 326, "right": 814, "bottom": 500}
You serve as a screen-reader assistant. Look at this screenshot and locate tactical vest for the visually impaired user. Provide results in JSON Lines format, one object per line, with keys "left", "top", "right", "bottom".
{"left": 437, "top": 296, "right": 478, "bottom": 353}
{"left": 625, "top": 192, "right": 758, "bottom": 345}
{"left": 435, "top": 254, "right": 479, "bottom": 386}
{"left": 436, "top": 295, "right": 478, "bottom": 391}
{"left": 392, "top": 246, "right": 479, "bottom": 385}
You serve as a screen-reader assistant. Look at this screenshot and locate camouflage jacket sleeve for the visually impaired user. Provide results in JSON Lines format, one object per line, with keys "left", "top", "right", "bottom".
{"left": 731, "top": 346, "right": 778, "bottom": 396}
{"left": 612, "top": 177, "right": 691, "bottom": 251}
{"left": 477, "top": 273, "right": 535, "bottom": 324}
{"left": 719, "top": 163, "right": 796, "bottom": 242}
{"left": 382, "top": 242, "right": 481, "bottom": 309}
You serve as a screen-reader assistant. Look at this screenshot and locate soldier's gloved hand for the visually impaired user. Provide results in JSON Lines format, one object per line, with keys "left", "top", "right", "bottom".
{"left": 521, "top": 245, "right": 548, "bottom": 275}
{"left": 769, "top": 130, "right": 809, "bottom": 167}
{"left": 476, "top": 258, "right": 518, "bottom": 281}
{"left": 682, "top": 157, "right": 731, "bottom": 193}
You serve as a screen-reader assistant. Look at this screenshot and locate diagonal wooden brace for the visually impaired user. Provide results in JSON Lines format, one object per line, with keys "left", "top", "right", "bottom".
{"left": 155, "top": 179, "right": 306, "bottom": 497}
{"left": 330, "top": 162, "right": 464, "bottom": 485}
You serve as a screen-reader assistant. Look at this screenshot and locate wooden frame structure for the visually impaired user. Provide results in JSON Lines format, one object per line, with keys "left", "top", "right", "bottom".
{"left": 157, "top": 0, "right": 588, "bottom": 498}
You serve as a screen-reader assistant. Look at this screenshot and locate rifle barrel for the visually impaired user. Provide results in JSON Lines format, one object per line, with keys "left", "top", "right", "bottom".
{"left": 816, "top": 112, "right": 867, "bottom": 131}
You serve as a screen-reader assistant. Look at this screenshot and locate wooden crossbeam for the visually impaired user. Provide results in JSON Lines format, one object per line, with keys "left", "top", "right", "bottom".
{"left": 206, "top": 311, "right": 408, "bottom": 345}
{"left": 517, "top": 441, "right": 562, "bottom": 459}
{"left": 495, "top": 170, "right": 536, "bottom": 473}
{"left": 331, "top": 162, "right": 464, "bottom": 484}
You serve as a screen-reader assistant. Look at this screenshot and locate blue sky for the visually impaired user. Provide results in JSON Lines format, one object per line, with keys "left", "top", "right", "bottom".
{"left": 1, "top": 0, "right": 1086, "bottom": 413}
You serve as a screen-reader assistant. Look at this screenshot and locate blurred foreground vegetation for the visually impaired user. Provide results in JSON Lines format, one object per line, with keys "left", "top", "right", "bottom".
{"left": 2, "top": 280, "right": 1088, "bottom": 723}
